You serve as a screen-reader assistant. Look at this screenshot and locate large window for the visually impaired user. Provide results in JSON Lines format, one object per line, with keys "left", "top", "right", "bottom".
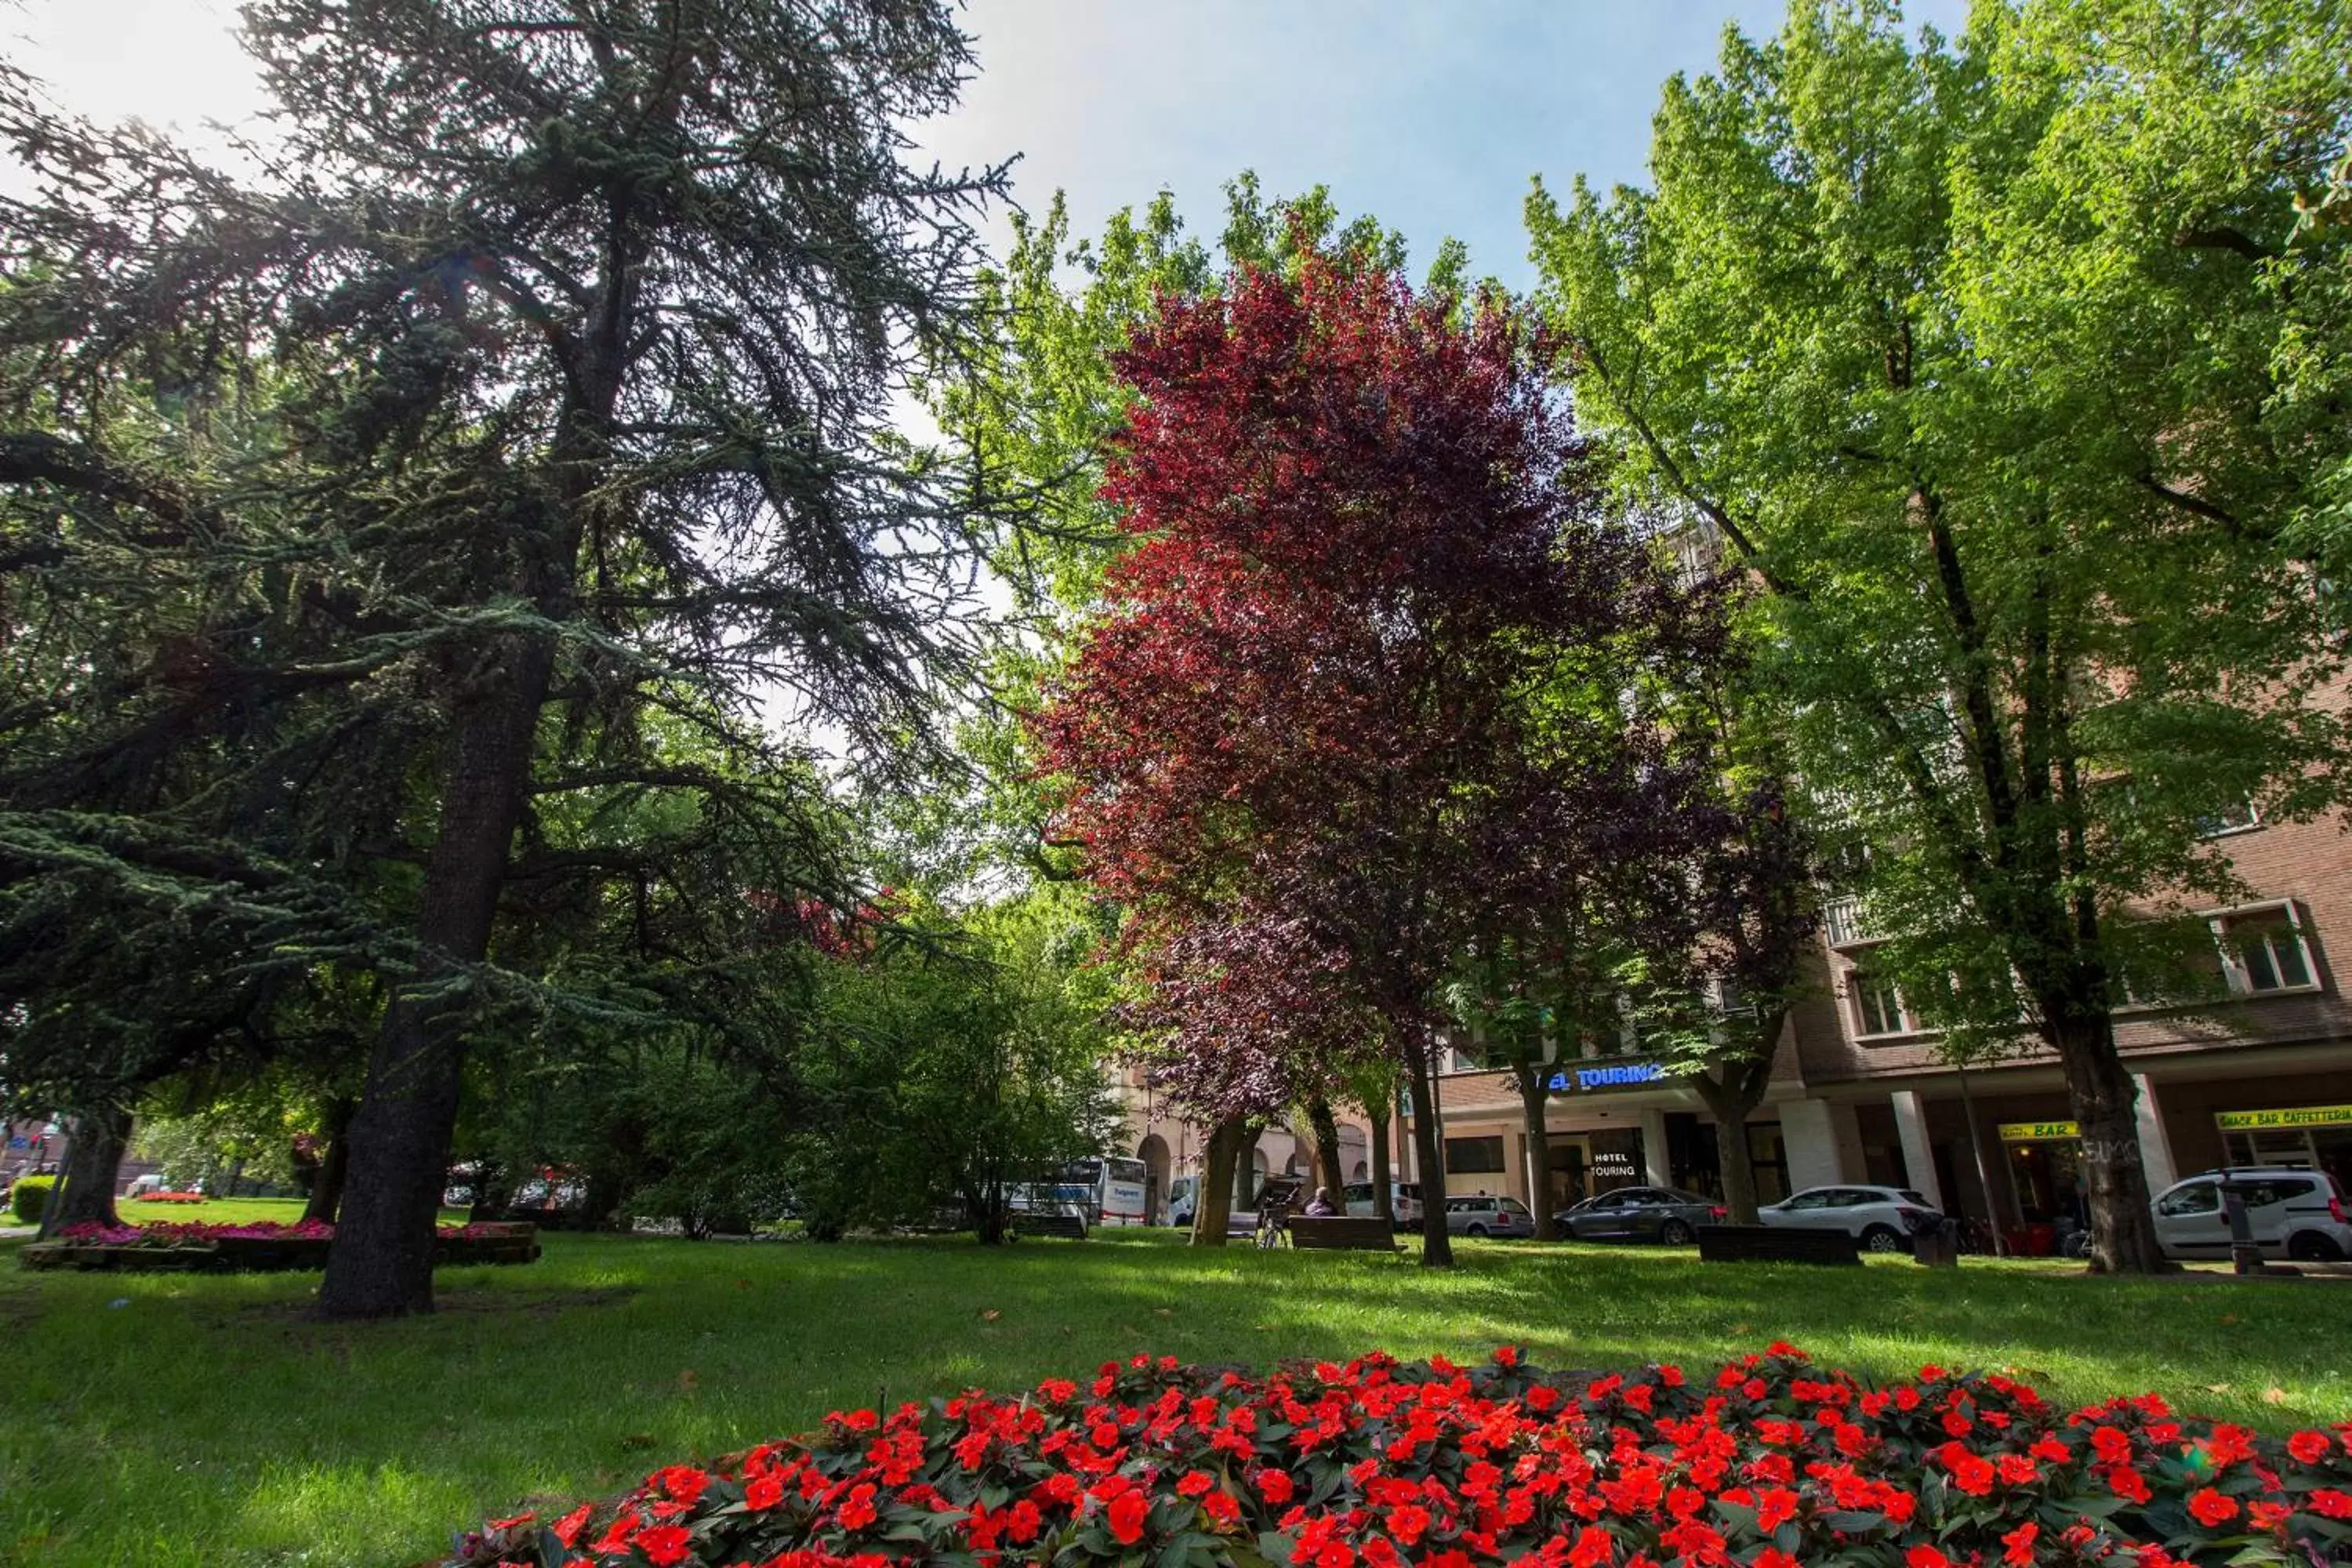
{"left": 1847, "top": 971, "right": 1916, "bottom": 1039}
{"left": 2215, "top": 903, "right": 2318, "bottom": 996}
{"left": 1444, "top": 1136, "right": 1506, "bottom": 1174}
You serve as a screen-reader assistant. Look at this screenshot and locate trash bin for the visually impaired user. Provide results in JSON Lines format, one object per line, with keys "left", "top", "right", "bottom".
{"left": 1914, "top": 1218, "right": 1961, "bottom": 1268}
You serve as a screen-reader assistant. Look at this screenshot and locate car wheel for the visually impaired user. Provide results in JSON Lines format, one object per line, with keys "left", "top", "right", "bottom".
{"left": 1861, "top": 1224, "right": 1907, "bottom": 1254}
{"left": 1660, "top": 1219, "right": 1695, "bottom": 1246}
{"left": 1467, "top": 1224, "right": 1489, "bottom": 1237}
{"left": 2287, "top": 1229, "right": 2345, "bottom": 1262}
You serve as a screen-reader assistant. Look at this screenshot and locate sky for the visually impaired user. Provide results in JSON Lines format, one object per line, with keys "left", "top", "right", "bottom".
{"left": 5, "top": 0, "right": 1971, "bottom": 289}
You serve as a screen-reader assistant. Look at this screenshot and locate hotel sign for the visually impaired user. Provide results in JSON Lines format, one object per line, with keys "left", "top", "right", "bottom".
{"left": 1546, "top": 1061, "right": 1668, "bottom": 1094}
{"left": 1998, "top": 1120, "right": 2080, "bottom": 1143}
{"left": 2215, "top": 1105, "right": 2352, "bottom": 1132}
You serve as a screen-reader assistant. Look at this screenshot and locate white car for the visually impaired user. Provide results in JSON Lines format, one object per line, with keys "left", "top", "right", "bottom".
{"left": 1341, "top": 1180, "right": 1423, "bottom": 1227}
{"left": 1444, "top": 1195, "right": 1538, "bottom": 1239}
{"left": 2152, "top": 1168, "right": 2352, "bottom": 1262}
{"left": 1757, "top": 1185, "right": 1944, "bottom": 1254}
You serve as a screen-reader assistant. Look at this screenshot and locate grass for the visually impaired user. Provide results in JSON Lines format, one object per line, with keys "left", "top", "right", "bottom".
{"left": 2, "top": 1229, "right": 2346, "bottom": 1567}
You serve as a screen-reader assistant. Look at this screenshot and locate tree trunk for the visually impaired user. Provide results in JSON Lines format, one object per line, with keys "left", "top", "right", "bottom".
{"left": 1233, "top": 1123, "right": 1263, "bottom": 1212}
{"left": 1715, "top": 1108, "right": 1759, "bottom": 1225}
{"left": 1404, "top": 1031, "right": 1454, "bottom": 1267}
{"left": 1308, "top": 1094, "right": 1345, "bottom": 1198}
{"left": 1514, "top": 1063, "right": 1557, "bottom": 1240}
{"left": 303, "top": 1098, "right": 357, "bottom": 1225}
{"left": 1367, "top": 1100, "right": 1394, "bottom": 1223}
{"left": 318, "top": 637, "right": 556, "bottom": 1319}
{"left": 49, "top": 1108, "right": 130, "bottom": 1231}
{"left": 1192, "top": 1118, "right": 1240, "bottom": 1247}
{"left": 2046, "top": 1007, "right": 2170, "bottom": 1273}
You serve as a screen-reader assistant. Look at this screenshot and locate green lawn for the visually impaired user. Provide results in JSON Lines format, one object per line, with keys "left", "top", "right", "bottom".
{"left": 2, "top": 1229, "right": 2344, "bottom": 1567}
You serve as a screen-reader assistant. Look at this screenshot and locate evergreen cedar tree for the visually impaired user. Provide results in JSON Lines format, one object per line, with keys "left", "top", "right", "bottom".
{"left": 1032, "top": 256, "right": 1727, "bottom": 1266}
{"left": 0, "top": 0, "right": 1004, "bottom": 1317}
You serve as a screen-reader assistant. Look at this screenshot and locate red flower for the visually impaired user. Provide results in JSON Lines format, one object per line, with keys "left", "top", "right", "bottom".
{"left": 1755, "top": 1488, "right": 1798, "bottom": 1531}
{"left": 2188, "top": 1488, "right": 2241, "bottom": 1528}
{"left": 1387, "top": 1504, "right": 1433, "bottom": 1546}
{"left": 1256, "top": 1468, "right": 1295, "bottom": 1504}
{"left": 1176, "top": 1471, "right": 1214, "bottom": 1499}
{"left": 637, "top": 1523, "right": 693, "bottom": 1568}
{"left": 550, "top": 1503, "right": 593, "bottom": 1547}
{"left": 2289, "top": 1431, "right": 2334, "bottom": 1465}
{"left": 1107, "top": 1490, "right": 1149, "bottom": 1545}
{"left": 746, "top": 1472, "right": 785, "bottom": 1511}
{"left": 1004, "top": 1500, "right": 1043, "bottom": 1543}
{"left": 836, "top": 1483, "right": 878, "bottom": 1532}
{"left": 2106, "top": 1466, "right": 2153, "bottom": 1505}
{"left": 1906, "top": 1545, "right": 1955, "bottom": 1568}
{"left": 2002, "top": 1521, "right": 2038, "bottom": 1566}
{"left": 655, "top": 1465, "right": 710, "bottom": 1505}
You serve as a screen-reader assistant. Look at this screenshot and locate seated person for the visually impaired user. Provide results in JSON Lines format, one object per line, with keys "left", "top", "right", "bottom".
{"left": 1303, "top": 1186, "right": 1338, "bottom": 1218}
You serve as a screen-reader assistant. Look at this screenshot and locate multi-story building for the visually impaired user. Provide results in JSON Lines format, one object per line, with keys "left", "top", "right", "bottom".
{"left": 1397, "top": 804, "right": 2352, "bottom": 1244}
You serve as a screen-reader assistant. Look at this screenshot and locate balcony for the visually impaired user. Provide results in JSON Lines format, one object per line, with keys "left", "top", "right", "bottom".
{"left": 1823, "top": 896, "right": 1881, "bottom": 949}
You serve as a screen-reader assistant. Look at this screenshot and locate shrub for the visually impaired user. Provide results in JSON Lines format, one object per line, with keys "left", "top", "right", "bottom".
{"left": 9, "top": 1174, "right": 53, "bottom": 1225}
{"left": 441, "top": 1345, "right": 2352, "bottom": 1568}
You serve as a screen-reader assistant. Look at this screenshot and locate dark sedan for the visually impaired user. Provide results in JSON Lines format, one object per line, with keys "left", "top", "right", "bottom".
{"left": 1554, "top": 1185, "right": 1727, "bottom": 1244}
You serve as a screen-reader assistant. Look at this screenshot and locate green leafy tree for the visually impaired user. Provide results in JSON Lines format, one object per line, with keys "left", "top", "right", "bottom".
{"left": 1527, "top": 0, "right": 2346, "bottom": 1270}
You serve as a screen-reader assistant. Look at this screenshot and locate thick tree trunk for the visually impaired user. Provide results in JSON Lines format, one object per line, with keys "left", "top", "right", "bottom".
{"left": 1367, "top": 1101, "right": 1394, "bottom": 1223}
{"left": 303, "top": 1098, "right": 357, "bottom": 1225}
{"left": 1308, "top": 1094, "right": 1345, "bottom": 1198}
{"left": 2046, "top": 1007, "right": 2170, "bottom": 1273}
{"left": 1404, "top": 1032, "right": 1454, "bottom": 1267}
{"left": 1514, "top": 1064, "right": 1557, "bottom": 1240}
{"left": 318, "top": 638, "right": 556, "bottom": 1319}
{"left": 48, "top": 1109, "right": 130, "bottom": 1231}
{"left": 1715, "top": 1109, "right": 1759, "bottom": 1225}
{"left": 1192, "top": 1118, "right": 1240, "bottom": 1247}
{"left": 1233, "top": 1123, "right": 1263, "bottom": 1212}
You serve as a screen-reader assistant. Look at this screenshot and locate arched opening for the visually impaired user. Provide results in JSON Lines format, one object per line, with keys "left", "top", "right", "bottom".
{"left": 1137, "top": 1134, "right": 1172, "bottom": 1225}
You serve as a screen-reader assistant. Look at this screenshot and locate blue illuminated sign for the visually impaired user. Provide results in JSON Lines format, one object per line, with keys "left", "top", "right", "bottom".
{"left": 1546, "top": 1062, "right": 1667, "bottom": 1093}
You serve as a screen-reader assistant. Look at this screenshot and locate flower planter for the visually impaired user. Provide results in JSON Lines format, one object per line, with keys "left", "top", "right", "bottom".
{"left": 20, "top": 1220, "right": 539, "bottom": 1272}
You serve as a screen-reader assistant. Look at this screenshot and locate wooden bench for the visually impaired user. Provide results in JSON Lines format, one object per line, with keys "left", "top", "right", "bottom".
{"left": 1696, "top": 1224, "right": 1860, "bottom": 1266}
{"left": 1287, "top": 1214, "right": 1403, "bottom": 1253}
{"left": 1013, "top": 1211, "right": 1088, "bottom": 1241}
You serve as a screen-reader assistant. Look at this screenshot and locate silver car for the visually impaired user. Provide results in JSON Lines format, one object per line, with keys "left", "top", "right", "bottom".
{"left": 1443, "top": 1195, "right": 1537, "bottom": 1238}
{"left": 2152, "top": 1167, "right": 2352, "bottom": 1262}
{"left": 1756, "top": 1184, "right": 1944, "bottom": 1254}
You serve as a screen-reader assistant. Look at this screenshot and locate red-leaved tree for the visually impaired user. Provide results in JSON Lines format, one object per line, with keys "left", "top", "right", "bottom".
{"left": 1033, "top": 256, "right": 1722, "bottom": 1266}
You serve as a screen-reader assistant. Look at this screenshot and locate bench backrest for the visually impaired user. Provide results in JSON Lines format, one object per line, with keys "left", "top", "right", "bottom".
{"left": 1287, "top": 1214, "right": 1399, "bottom": 1250}
{"left": 1695, "top": 1223, "right": 1860, "bottom": 1265}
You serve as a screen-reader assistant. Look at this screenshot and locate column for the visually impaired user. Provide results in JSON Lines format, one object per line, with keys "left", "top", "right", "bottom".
{"left": 1781, "top": 1098, "right": 1864, "bottom": 1190}
{"left": 1638, "top": 1106, "right": 1672, "bottom": 1186}
{"left": 2132, "top": 1073, "right": 2178, "bottom": 1193}
{"left": 1890, "top": 1090, "right": 1944, "bottom": 1210}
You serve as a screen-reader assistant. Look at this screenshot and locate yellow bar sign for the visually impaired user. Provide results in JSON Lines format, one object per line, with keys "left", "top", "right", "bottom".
{"left": 1998, "top": 1120, "right": 2080, "bottom": 1142}
{"left": 2215, "top": 1105, "right": 2352, "bottom": 1132}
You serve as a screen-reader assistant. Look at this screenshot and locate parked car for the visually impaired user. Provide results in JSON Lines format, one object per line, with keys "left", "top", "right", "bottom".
{"left": 1443, "top": 1195, "right": 1537, "bottom": 1239}
{"left": 1341, "top": 1180, "right": 1424, "bottom": 1227}
{"left": 1165, "top": 1175, "right": 1198, "bottom": 1228}
{"left": 1555, "top": 1185, "right": 1727, "bottom": 1244}
{"left": 1755, "top": 1185, "right": 1944, "bottom": 1254}
{"left": 2151, "top": 1167, "right": 2352, "bottom": 1262}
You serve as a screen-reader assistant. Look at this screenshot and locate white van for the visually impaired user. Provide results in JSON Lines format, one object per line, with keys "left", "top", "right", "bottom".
{"left": 1341, "top": 1181, "right": 1422, "bottom": 1228}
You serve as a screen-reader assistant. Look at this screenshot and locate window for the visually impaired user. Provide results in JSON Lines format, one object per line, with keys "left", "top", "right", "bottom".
{"left": 2197, "top": 796, "right": 2261, "bottom": 838}
{"left": 1781, "top": 1189, "right": 1834, "bottom": 1210}
{"left": 1445, "top": 1136, "right": 1506, "bottom": 1174}
{"left": 1848, "top": 971, "right": 1916, "bottom": 1038}
{"left": 2156, "top": 1181, "right": 2220, "bottom": 1218}
{"left": 2214, "top": 904, "right": 2318, "bottom": 995}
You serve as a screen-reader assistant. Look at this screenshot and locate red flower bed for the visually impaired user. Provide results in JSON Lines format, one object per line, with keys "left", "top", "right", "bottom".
{"left": 441, "top": 1345, "right": 2352, "bottom": 1568}
{"left": 132, "top": 1189, "right": 207, "bottom": 1203}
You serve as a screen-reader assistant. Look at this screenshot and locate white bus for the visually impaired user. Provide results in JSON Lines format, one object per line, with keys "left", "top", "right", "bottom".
{"left": 1058, "top": 1156, "right": 1150, "bottom": 1227}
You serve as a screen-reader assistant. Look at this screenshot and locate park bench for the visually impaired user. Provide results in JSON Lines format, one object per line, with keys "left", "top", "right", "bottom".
{"left": 1286, "top": 1214, "right": 1403, "bottom": 1253}
{"left": 1695, "top": 1224, "right": 1860, "bottom": 1266}
{"left": 1013, "top": 1211, "right": 1088, "bottom": 1241}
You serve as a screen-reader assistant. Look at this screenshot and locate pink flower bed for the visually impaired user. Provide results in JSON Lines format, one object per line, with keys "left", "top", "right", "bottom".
{"left": 441, "top": 1345, "right": 2352, "bottom": 1568}
{"left": 53, "top": 1218, "right": 507, "bottom": 1248}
